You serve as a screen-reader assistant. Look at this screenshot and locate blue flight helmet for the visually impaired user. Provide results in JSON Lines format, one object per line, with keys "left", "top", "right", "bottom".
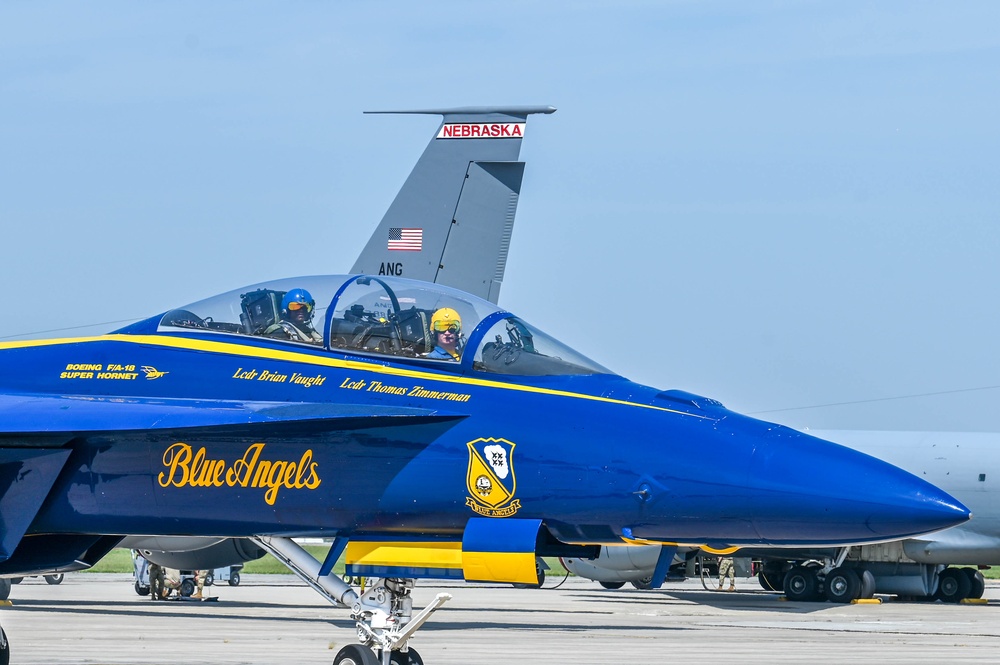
{"left": 282, "top": 288, "right": 316, "bottom": 324}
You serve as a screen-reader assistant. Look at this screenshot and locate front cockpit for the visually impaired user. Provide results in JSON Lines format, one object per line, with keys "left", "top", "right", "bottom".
{"left": 155, "top": 275, "right": 610, "bottom": 377}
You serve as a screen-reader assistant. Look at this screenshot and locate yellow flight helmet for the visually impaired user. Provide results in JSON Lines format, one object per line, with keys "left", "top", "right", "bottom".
{"left": 431, "top": 307, "right": 462, "bottom": 333}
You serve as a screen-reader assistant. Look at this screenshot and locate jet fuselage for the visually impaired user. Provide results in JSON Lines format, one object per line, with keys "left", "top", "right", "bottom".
{"left": 0, "top": 276, "right": 969, "bottom": 564}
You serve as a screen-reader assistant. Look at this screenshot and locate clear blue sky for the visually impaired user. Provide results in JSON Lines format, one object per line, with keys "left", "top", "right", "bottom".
{"left": 2, "top": 2, "right": 998, "bottom": 432}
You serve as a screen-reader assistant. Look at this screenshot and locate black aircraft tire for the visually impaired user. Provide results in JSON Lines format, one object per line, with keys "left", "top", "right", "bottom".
{"left": 600, "top": 581, "right": 626, "bottom": 590}
{"left": 936, "top": 567, "right": 972, "bottom": 603}
{"left": 0, "top": 579, "right": 9, "bottom": 601}
{"left": 631, "top": 576, "right": 653, "bottom": 590}
{"left": 135, "top": 581, "right": 150, "bottom": 596}
{"left": 333, "top": 644, "right": 378, "bottom": 665}
{"left": 205, "top": 572, "right": 214, "bottom": 587}
{"left": 758, "top": 570, "right": 783, "bottom": 592}
{"left": 0, "top": 626, "right": 9, "bottom": 665}
{"left": 825, "top": 567, "right": 861, "bottom": 603}
{"left": 859, "top": 569, "right": 876, "bottom": 599}
{"left": 180, "top": 579, "right": 196, "bottom": 597}
{"left": 229, "top": 572, "right": 241, "bottom": 587}
{"left": 962, "top": 568, "right": 986, "bottom": 599}
{"left": 783, "top": 566, "right": 820, "bottom": 602}
{"left": 45, "top": 574, "right": 64, "bottom": 585}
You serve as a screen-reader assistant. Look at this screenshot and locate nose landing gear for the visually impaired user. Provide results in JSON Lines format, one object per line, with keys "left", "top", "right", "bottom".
{"left": 333, "top": 578, "right": 449, "bottom": 665}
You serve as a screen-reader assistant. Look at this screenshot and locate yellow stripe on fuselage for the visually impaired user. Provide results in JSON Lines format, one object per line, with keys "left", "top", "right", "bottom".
{"left": 345, "top": 540, "right": 539, "bottom": 584}
{"left": 346, "top": 540, "right": 463, "bottom": 570}
{"left": 0, "top": 334, "right": 712, "bottom": 419}
{"left": 462, "top": 550, "right": 538, "bottom": 584}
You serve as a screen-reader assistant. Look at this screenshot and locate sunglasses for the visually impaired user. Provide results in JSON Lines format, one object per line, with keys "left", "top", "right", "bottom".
{"left": 433, "top": 323, "right": 460, "bottom": 334}
{"left": 287, "top": 301, "right": 313, "bottom": 312}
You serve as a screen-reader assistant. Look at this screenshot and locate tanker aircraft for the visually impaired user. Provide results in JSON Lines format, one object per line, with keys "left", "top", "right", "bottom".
{"left": 0, "top": 109, "right": 972, "bottom": 665}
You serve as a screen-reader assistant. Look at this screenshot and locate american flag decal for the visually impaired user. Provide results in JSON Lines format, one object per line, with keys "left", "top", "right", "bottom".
{"left": 388, "top": 227, "right": 423, "bottom": 251}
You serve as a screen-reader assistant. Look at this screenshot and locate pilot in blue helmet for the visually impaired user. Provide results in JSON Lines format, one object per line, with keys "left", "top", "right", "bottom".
{"left": 265, "top": 288, "right": 323, "bottom": 344}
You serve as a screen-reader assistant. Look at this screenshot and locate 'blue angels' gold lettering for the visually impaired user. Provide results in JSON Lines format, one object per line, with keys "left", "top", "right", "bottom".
{"left": 158, "top": 442, "right": 321, "bottom": 505}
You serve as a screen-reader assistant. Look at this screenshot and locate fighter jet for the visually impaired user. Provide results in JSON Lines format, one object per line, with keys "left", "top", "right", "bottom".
{"left": 0, "top": 109, "right": 971, "bottom": 665}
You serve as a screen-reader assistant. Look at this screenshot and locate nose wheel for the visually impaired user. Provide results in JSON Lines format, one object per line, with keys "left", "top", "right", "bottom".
{"left": 341, "top": 577, "right": 449, "bottom": 665}
{"left": 332, "top": 645, "right": 423, "bottom": 665}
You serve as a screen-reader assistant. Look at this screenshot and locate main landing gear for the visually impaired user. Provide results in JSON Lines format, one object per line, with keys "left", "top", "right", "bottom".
{"left": 770, "top": 549, "right": 878, "bottom": 603}
{"left": 770, "top": 555, "right": 988, "bottom": 603}
{"left": 934, "top": 566, "right": 985, "bottom": 602}
{"left": 780, "top": 563, "right": 876, "bottom": 603}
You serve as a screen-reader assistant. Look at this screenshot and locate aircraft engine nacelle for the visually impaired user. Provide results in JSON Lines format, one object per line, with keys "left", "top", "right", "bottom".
{"left": 561, "top": 545, "right": 662, "bottom": 583}
{"left": 135, "top": 537, "right": 266, "bottom": 570}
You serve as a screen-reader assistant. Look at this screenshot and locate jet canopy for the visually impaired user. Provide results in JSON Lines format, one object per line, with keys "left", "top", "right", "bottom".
{"left": 157, "top": 275, "right": 610, "bottom": 377}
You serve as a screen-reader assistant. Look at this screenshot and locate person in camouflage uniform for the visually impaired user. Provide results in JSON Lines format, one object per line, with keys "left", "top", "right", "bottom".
{"left": 717, "top": 556, "right": 736, "bottom": 591}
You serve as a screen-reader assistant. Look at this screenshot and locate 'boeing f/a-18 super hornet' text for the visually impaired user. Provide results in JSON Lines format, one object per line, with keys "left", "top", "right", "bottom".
{"left": 0, "top": 108, "right": 970, "bottom": 665}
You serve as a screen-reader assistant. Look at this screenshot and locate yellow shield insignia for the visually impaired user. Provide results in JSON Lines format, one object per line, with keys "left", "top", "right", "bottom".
{"left": 465, "top": 437, "right": 520, "bottom": 517}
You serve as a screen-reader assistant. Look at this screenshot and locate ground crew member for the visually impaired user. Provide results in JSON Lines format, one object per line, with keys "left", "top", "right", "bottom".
{"left": 718, "top": 556, "right": 736, "bottom": 591}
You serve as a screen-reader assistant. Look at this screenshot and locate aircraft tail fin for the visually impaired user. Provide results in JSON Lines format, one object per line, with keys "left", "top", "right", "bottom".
{"left": 351, "top": 105, "right": 556, "bottom": 304}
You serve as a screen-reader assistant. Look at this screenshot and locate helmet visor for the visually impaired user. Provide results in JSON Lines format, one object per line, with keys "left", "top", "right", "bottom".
{"left": 433, "top": 321, "right": 460, "bottom": 334}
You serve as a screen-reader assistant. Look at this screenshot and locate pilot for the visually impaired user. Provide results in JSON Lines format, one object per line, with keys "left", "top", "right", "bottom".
{"left": 264, "top": 288, "right": 323, "bottom": 344}
{"left": 425, "top": 308, "right": 462, "bottom": 361}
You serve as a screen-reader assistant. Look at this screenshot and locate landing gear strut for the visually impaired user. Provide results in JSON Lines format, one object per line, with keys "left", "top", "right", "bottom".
{"left": 339, "top": 578, "right": 449, "bottom": 665}
{"left": 251, "top": 537, "right": 450, "bottom": 665}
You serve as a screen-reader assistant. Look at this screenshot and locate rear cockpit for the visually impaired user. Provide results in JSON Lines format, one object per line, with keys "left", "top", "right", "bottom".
{"left": 157, "top": 275, "right": 610, "bottom": 377}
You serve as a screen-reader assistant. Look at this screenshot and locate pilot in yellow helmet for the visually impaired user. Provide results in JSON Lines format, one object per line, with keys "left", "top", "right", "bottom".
{"left": 426, "top": 308, "right": 462, "bottom": 361}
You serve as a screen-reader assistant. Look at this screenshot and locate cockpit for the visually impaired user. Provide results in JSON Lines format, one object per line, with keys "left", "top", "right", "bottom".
{"left": 157, "top": 275, "right": 610, "bottom": 377}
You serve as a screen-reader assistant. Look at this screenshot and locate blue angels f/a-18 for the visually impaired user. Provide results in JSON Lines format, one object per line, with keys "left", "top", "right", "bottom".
{"left": 0, "top": 107, "right": 971, "bottom": 665}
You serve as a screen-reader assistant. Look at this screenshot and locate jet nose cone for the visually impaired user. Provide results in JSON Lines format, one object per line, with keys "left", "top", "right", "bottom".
{"left": 750, "top": 429, "right": 970, "bottom": 545}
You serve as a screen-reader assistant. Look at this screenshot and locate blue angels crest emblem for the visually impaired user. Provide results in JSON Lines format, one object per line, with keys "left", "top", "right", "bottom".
{"left": 465, "top": 437, "right": 520, "bottom": 517}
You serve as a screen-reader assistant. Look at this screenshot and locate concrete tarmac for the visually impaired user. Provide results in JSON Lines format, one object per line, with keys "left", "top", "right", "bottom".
{"left": 3, "top": 573, "right": 1000, "bottom": 664}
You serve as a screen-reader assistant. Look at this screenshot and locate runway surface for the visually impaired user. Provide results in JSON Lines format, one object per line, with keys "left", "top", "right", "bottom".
{"left": 3, "top": 573, "right": 1000, "bottom": 664}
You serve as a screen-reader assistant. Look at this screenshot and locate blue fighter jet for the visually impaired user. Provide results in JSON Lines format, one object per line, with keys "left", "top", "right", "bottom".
{"left": 0, "top": 114, "right": 971, "bottom": 665}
